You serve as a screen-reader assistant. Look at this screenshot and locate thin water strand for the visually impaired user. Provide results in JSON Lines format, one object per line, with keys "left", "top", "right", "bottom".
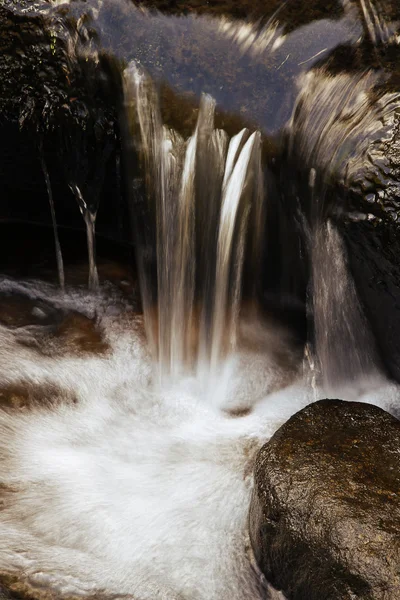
{"left": 210, "top": 131, "right": 261, "bottom": 371}
{"left": 222, "top": 129, "right": 250, "bottom": 190}
{"left": 170, "top": 132, "right": 197, "bottom": 375}
{"left": 196, "top": 124, "right": 230, "bottom": 363}
{"left": 157, "top": 126, "right": 186, "bottom": 374}
{"left": 83, "top": 210, "right": 99, "bottom": 291}
{"left": 69, "top": 183, "right": 99, "bottom": 290}
{"left": 195, "top": 95, "right": 225, "bottom": 356}
{"left": 40, "top": 152, "right": 65, "bottom": 289}
{"left": 311, "top": 219, "right": 381, "bottom": 394}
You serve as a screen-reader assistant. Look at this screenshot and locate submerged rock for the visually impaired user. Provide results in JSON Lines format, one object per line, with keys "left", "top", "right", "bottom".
{"left": 250, "top": 399, "right": 400, "bottom": 600}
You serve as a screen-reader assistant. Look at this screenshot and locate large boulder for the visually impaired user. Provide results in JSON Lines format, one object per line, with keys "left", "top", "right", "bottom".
{"left": 250, "top": 399, "right": 400, "bottom": 599}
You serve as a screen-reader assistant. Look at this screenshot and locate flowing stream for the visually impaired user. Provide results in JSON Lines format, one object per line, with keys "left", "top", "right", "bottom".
{"left": 1, "top": 1, "right": 400, "bottom": 599}
{"left": 124, "top": 64, "right": 264, "bottom": 383}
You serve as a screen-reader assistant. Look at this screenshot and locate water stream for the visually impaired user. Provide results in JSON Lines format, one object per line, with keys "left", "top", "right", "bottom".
{"left": 311, "top": 219, "right": 382, "bottom": 395}
{"left": 1, "top": 1, "right": 400, "bottom": 599}
{"left": 124, "top": 64, "right": 264, "bottom": 382}
{"left": 68, "top": 183, "right": 99, "bottom": 290}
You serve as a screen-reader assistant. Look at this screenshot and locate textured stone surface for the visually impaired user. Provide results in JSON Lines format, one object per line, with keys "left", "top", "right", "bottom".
{"left": 250, "top": 399, "right": 400, "bottom": 600}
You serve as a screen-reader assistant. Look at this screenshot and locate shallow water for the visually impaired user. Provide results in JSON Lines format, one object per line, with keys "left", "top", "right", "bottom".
{"left": 0, "top": 275, "right": 397, "bottom": 599}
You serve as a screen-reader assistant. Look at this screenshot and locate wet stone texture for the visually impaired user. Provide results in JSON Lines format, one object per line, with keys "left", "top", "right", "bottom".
{"left": 250, "top": 399, "right": 400, "bottom": 600}
{"left": 0, "top": 381, "right": 77, "bottom": 412}
{"left": 0, "top": 292, "right": 110, "bottom": 357}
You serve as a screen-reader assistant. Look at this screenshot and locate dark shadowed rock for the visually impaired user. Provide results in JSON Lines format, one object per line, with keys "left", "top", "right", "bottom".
{"left": 250, "top": 399, "right": 400, "bottom": 600}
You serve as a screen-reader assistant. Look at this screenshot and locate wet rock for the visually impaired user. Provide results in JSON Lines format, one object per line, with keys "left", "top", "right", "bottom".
{"left": 0, "top": 293, "right": 63, "bottom": 328}
{"left": 48, "top": 311, "right": 110, "bottom": 355}
{"left": 0, "top": 288, "right": 110, "bottom": 356}
{"left": 343, "top": 220, "right": 400, "bottom": 384}
{"left": 16, "top": 309, "right": 110, "bottom": 357}
{"left": 0, "top": 573, "right": 134, "bottom": 600}
{"left": 250, "top": 399, "right": 400, "bottom": 600}
{"left": 0, "top": 381, "right": 77, "bottom": 411}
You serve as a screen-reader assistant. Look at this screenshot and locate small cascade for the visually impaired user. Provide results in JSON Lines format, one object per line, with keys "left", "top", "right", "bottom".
{"left": 284, "top": 61, "right": 399, "bottom": 395}
{"left": 68, "top": 183, "right": 99, "bottom": 290}
{"left": 210, "top": 130, "right": 261, "bottom": 372}
{"left": 358, "top": 0, "right": 396, "bottom": 45}
{"left": 123, "top": 64, "right": 264, "bottom": 382}
{"left": 311, "top": 219, "right": 381, "bottom": 394}
{"left": 39, "top": 148, "right": 65, "bottom": 290}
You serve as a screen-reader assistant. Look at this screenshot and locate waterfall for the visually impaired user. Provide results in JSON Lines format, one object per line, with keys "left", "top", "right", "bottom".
{"left": 311, "top": 219, "right": 381, "bottom": 394}
{"left": 358, "top": 0, "right": 396, "bottom": 45}
{"left": 123, "top": 64, "right": 264, "bottom": 382}
{"left": 284, "top": 63, "right": 397, "bottom": 395}
{"left": 211, "top": 131, "right": 260, "bottom": 372}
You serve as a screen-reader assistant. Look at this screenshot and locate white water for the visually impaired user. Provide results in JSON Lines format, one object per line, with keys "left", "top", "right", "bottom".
{"left": 0, "top": 278, "right": 298, "bottom": 600}
{"left": 0, "top": 277, "right": 397, "bottom": 599}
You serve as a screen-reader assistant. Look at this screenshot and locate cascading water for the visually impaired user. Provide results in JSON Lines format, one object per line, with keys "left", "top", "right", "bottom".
{"left": 285, "top": 61, "right": 400, "bottom": 394}
{"left": 124, "top": 64, "right": 264, "bottom": 382}
{"left": 1, "top": 2, "right": 400, "bottom": 600}
{"left": 311, "top": 219, "right": 382, "bottom": 395}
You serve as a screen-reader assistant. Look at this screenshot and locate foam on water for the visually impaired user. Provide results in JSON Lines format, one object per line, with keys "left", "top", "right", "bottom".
{"left": 4, "top": 2, "right": 400, "bottom": 596}
{"left": 0, "top": 277, "right": 397, "bottom": 599}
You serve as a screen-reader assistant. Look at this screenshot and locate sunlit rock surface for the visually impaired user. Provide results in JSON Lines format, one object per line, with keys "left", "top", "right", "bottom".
{"left": 250, "top": 399, "right": 400, "bottom": 600}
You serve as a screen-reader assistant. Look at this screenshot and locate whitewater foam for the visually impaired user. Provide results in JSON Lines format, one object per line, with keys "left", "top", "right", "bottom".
{"left": 0, "top": 277, "right": 396, "bottom": 599}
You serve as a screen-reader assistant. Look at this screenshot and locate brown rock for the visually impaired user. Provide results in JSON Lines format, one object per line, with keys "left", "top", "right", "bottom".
{"left": 250, "top": 400, "right": 400, "bottom": 599}
{"left": 0, "top": 381, "right": 77, "bottom": 411}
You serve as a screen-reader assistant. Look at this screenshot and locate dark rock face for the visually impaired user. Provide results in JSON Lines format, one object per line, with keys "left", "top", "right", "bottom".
{"left": 250, "top": 400, "right": 400, "bottom": 600}
{"left": 343, "top": 221, "right": 400, "bottom": 384}
{"left": 0, "top": 0, "right": 129, "bottom": 245}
